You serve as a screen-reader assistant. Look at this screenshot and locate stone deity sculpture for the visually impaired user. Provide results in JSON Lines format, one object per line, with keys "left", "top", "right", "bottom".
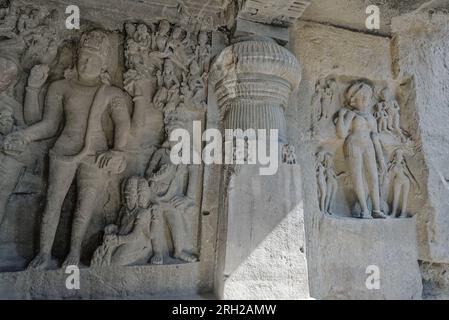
{"left": 316, "top": 152, "right": 327, "bottom": 214}
{"left": 323, "top": 153, "right": 338, "bottom": 215}
{"left": 387, "top": 149, "right": 416, "bottom": 218}
{"left": 335, "top": 81, "right": 387, "bottom": 219}
{"left": 379, "top": 87, "right": 405, "bottom": 141}
{"left": 4, "top": 30, "right": 132, "bottom": 269}
{"left": 147, "top": 162, "right": 198, "bottom": 264}
{"left": 123, "top": 70, "right": 164, "bottom": 176}
{"left": 145, "top": 144, "right": 198, "bottom": 264}
{"left": 0, "top": 43, "right": 48, "bottom": 227}
{"left": 91, "top": 176, "right": 154, "bottom": 267}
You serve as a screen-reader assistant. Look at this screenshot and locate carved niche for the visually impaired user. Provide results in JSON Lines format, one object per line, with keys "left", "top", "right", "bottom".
{"left": 312, "top": 77, "right": 420, "bottom": 219}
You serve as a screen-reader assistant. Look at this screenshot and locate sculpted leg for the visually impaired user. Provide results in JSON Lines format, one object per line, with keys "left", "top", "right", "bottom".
{"left": 364, "top": 151, "right": 386, "bottom": 219}
{"left": 318, "top": 178, "right": 326, "bottom": 213}
{"left": 63, "top": 163, "right": 104, "bottom": 268}
{"left": 400, "top": 181, "right": 410, "bottom": 218}
{"left": 391, "top": 183, "right": 401, "bottom": 217}
{"left": 348, "top": 149, "right": 369, "bottom": 218}
{"left": 28, "top": 157, "right": 78, "bottom": 269}
{"left": 325, "top": 179, "right": 337, "bottom": 214}
{"left": 150, "top": 212, "right": 165, "bottom": 265}
{"left": 165, "top": 208, "right": 197, "bottom": 263}
{"left": 110, "top": 242, "right": 150, "bottom": 266}
{"left": 0, "top": 155, "right": 23, "bottom": 227}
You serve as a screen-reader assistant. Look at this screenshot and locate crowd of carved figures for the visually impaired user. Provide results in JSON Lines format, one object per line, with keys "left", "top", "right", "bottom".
{"left": 0, "top": 1, "right": 211, "bottom": 269}
{"left": 313, "top": 78, "right": 418, "bottom": 219}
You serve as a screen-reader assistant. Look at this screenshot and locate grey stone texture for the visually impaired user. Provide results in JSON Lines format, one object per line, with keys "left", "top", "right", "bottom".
{"left": 0, "top": 0, "right": 449, "bottom": 300}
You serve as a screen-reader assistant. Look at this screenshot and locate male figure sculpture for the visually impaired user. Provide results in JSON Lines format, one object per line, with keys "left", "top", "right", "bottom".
{"left": 147, "top": 161, "right": 198, "bottom": 264}
{"left": 145, "top": 142, "right": 198, "bottom": 264}
{"left": 0, "top": 41, "right": 48, "bottom": 227}
{"left": 4, "top": 30, "right": 131, "bottom": 269}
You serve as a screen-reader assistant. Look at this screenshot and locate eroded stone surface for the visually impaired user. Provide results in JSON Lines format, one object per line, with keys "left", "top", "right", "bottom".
{"left": 314, "top": 216, "right": 422, "bottom": 300}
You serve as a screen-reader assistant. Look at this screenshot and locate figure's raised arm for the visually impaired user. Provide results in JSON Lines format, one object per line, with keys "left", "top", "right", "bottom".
{"left": 24, "top": 65, "right": 50, "bottom": 125}
{"left": 21, "top": 80, "right": 64, "bottom": 142}
{"left": 335, "top": 108, "right": 354, "bottom": 139}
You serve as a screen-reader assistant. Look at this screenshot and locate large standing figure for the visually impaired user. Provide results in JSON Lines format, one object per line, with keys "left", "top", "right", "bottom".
{"left": 0, "top": 39, "right": 48, "bottom": 228}
{"left": 4, "top": 30, "right": 131, "bottom": 269}
{"left": 335, "top": 81, "right": 387, "bottom": 219}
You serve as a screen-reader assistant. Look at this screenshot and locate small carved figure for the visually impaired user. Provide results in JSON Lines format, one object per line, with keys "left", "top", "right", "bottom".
{"left": 282, "top": 144, "right": 296, "bottom": 164}
{"left": 373, "top": 102, "right": 389, "bottom": 133}
{"left": 322, "top": 79, "right": 336, "bottom": 119}
{"left": 185, "top": 60, "right": 206, "bottom": 107}
{"left": 147, "top": 159, "right": 198, "bottom": 264}
{"left": 166, "top": 26, "right": 194, "bottom": 70}
{"left": 312, "top": 78, "right": 336, "bottom": 132}
{"left": 134, "top": 23, "right": 151, "bottom": 46}
{"left": 0, "top": 0, "right": 17, "bottom": 38}
{"left": 124, "top": 22, "right": 136, "bottom": 38}
{"left": 154, "top": 60, "right": 180, "bottom": 111}
{"left": 91, "top": 177, "right": 155, "bottom": 267}
{"left": 316, "top": 152, "right": 327, "bottom": 214}
{"left": 195, "top": 31, "right": 211, "bottom": 73}
{"left": 387, "top": 149, "right": 416, "bottom": 218}
{"left": 323, "top": 153, "right": 338, "bottom": 215}
{"left": 380, "top": 87, "right": 405, "bottom": 140}
{"left": 153, "top": 19, "right": 170, "bottom": 52}
{"left": 311, "top": 79, "right": 326, "bottom": 122}
{"left": 335, "top": 81, "right": 387, "bottom": 219}
{"left": 16, "top": 8, "right": 40, "bottom": 35}
{"left": 159, "top": 59, "right": 180, "bottom": 90}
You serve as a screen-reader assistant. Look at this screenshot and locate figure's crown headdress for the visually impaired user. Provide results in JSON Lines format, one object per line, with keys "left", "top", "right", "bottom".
{"left": 80, "top": 30, "right": 110, "bottom": 59}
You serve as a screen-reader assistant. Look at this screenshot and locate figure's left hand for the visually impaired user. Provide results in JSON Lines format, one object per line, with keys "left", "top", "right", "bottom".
{"left": 28, "top": 64, "right": 50, "bottom": 89}
{"left": 96, "top": 150, "right": 127, "bottom": 174}
{"left": 171, "top": 196, "right": 187, "bottom": 208}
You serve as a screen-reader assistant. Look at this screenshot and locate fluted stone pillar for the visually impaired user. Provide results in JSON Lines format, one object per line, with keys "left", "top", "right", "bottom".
{"left": 212, "top": 36, "right": 301, "bottom": 143}
{"left": 211, "top": 36, "right": 309, "bottom": 299}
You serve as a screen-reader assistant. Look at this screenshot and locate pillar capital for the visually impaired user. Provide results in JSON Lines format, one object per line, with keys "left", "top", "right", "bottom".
{"left": 211, "top": 36, "right": 301, "bottom": 142}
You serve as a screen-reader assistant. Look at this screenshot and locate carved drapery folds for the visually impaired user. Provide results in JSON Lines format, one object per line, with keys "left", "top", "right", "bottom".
{"left": 211, "top": 37, "right": 301, "bottom": 143}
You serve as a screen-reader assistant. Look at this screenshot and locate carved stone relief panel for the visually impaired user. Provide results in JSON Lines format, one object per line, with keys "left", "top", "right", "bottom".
{"left": 0, "top": 0, "right": 213, "bottom": 271}
{"left": 312, "top": 76, "right": 421, "bottom": 219}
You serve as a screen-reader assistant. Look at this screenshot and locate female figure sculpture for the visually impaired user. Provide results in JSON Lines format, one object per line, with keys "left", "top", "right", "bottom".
{"left": 335, "top": 81, "right": 387, "bottom": 219}
{"left": 387, "top": 149, "right": 415, "bottom": 218}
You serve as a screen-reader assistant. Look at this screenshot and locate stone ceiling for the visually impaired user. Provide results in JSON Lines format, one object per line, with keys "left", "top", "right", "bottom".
{"left": 21, "top": 0, "right": 442, "bottom": 35}
{"left": 301, "top": 0, "right": 434, "bottom": 36}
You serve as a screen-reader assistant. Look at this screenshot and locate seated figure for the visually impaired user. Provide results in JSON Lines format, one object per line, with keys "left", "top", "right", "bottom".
{"left": 91, "top": 176, "right": 154, "bottom": 267}
{"left": 146, "top": 146, "right": 198, "bottom": 264}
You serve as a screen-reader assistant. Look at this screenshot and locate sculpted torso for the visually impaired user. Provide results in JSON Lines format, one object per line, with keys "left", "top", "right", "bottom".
{"left": 51, "top": 80, "right": 105, "bottom": 155}
{"left": 22, "top": 78, "right": 128, "bottom": 157}
{"left": 348, "top": 110, "right": 377, "bottom": 142}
